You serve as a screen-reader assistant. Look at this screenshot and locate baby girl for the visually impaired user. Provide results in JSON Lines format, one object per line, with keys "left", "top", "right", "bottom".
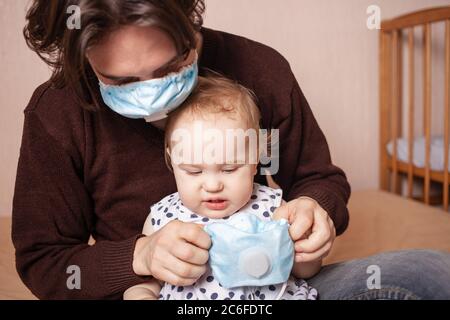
{"left": 124, "top": 75, "right": 319, "bottom": 300}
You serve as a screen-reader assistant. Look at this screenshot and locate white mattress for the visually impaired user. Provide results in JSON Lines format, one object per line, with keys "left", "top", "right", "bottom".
{"left": 386, "top": 136, "right": 450, "bottom": 172}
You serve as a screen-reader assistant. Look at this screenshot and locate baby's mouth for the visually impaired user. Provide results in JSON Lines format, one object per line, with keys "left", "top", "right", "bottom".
{"left": 203, "top": 199, "right": 229, "bottom": 210}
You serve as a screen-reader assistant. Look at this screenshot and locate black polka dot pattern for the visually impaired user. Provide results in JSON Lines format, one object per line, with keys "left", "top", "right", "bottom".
{"left": 149, "top": 184, "right": 317, "bottom": 301}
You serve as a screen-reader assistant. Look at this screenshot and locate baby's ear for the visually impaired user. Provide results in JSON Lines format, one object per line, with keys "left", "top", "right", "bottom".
{"left": 164, "top": 147, "right": 174, "bottom": 172}
{"left": 252, "top": 164, "right": 258, "bottom": 176}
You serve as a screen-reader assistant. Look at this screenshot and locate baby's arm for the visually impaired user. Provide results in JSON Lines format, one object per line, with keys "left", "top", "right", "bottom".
{"left": 123, "top": 215, "right": 163, "bottom": 300}
{"left": 123, "top": 281, "right": 162, "bottom": 300}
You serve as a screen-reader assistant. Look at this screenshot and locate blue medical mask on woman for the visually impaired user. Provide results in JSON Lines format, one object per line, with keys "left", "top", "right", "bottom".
{"left": 98, "top": 57, "right": 198, "bottom": 122}
{"left": 204, "top": 213, "right": 294, "bottom": 289}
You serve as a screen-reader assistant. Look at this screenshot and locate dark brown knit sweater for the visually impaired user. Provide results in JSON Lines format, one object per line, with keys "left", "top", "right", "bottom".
{"left": 12, "top": 27, "right": 350, "bottom": 299}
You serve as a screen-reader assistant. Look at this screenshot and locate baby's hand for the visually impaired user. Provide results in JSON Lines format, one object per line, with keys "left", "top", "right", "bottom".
{"left": 123, "top": 282, "right": 161, "bottom": 300}
{"left": 273, "top": 197, "right": 335, "bottom": 263}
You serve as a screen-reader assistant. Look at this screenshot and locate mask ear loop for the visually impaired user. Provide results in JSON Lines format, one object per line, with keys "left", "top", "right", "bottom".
{"left": 275, "top": 281, "right": 288, "bottom": 300}
{"left": 274, "top": 218, "right": 292, "bottom": 300}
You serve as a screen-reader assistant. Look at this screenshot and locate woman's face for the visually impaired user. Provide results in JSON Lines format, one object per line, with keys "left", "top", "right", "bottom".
{"left": 86, "top": 25, "right": 198, "bottom": 86}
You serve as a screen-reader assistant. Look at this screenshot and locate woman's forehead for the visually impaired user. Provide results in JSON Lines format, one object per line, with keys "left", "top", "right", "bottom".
{"left": 86, "top": 25, "right": 177, "bottom": 79}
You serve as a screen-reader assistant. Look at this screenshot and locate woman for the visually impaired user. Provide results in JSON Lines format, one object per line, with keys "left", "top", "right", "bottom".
{"left": 13, "top": 0, "right": 450, "bottom": 299}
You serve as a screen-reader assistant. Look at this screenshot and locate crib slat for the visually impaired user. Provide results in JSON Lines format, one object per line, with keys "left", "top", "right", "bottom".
{"left": 391, "top": 30, "right": 400, "bottom": 194}
{"left": 396, "top": 29, "right": 403, "bottom": 194}
{"left": 382, "top": 7, "right": 450, "bottom": 31}
{"left": 407, "top": 28, "right": 415, "bottom": 199}
{"left": 423, "top": 24, "right": 432, "bottom": 205}
{"left": 380, "top": 31, "right": 392, "bottom": 191}
{"left": 444, "top": 20, "right": 450, "bottom": 211}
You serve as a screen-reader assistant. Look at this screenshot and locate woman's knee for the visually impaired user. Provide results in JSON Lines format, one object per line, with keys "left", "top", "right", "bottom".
{"left": 371, "top": 249, "right": 450, "bottom": 299}
{"left": 311, "top": 249, "right": 450, "bottom": 300}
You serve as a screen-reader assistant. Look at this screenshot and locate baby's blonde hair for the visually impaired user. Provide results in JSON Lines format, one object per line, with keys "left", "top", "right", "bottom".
{"left": 164, "top": 75, "right": 262, "bottom": 171}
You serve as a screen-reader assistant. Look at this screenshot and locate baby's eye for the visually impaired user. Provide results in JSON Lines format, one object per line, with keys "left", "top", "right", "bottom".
{"left": 186, "top": 170, "right": 202, "bottom": 176}
{"left": 222, "top": 167, "right": 238, "bottom": 173}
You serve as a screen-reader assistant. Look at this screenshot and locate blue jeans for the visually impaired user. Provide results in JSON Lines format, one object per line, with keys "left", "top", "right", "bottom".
{"left": 307, "top": 250, "right": 450, "bottom": 300}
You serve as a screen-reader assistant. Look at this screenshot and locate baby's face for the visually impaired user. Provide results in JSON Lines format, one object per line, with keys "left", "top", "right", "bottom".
{"left": 169, "top": 113, "right": 258, "bottom": 219}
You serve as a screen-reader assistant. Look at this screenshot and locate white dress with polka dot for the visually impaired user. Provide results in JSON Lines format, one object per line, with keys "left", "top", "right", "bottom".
{"left": 145, "top": 183, "right": 318, "bottom": 300}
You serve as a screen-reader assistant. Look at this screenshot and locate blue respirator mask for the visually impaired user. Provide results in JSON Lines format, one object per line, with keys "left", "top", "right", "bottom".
{"left": 204, "top": 213, "right": 294, "bottom": 289}
{"left": 98, "top": 56, "right": 198, "bottom": 122}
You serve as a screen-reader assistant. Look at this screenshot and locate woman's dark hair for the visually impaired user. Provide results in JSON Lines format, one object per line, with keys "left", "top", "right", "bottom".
{"left": 23, "top": 0, "right": 205, "bottom": 111}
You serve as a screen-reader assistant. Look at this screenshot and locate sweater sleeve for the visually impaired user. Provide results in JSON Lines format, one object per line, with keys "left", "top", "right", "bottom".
{"left": 272, "top": 78, "right": 351, "bottom": 236}
{"left": 12, "top": 111, "right": 147, "bottom": 299}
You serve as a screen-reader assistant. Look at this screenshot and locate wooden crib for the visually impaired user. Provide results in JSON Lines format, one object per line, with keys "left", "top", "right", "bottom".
{"left": 379, "top": 6, "right": 450, "bottom": 210}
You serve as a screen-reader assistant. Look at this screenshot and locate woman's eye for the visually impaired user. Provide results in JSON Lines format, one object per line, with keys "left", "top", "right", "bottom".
{"left": 116, "top": 80, "right": 129, "bottom": 86}
{"left": 114, "top": 78, "right": 139, "bottom": 86}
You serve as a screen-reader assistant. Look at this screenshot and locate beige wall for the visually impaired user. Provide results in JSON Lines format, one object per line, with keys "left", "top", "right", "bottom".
{"left": 0, "top": 0, "right": 448, "bottom": 216}
{"left": 0, "top": 0, "right": 52, "bottom": 217}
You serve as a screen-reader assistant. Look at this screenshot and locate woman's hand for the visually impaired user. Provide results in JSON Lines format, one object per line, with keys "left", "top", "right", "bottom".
{"left": 273, "top": 197, "right": 336, "bottom": 263}
{"left": 133, "top": 220, "right": 211, "bottom": 286}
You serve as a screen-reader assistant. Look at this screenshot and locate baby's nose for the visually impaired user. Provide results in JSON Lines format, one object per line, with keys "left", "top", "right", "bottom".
{"left": 202, "top": 178, "right": 224, "bottom": 193}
